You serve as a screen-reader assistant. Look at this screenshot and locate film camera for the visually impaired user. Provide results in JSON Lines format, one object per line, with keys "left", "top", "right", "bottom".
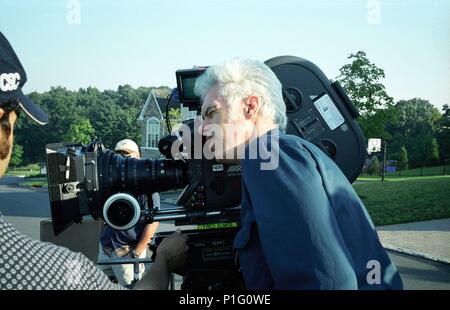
{"left": 45, "top": 56, "right": 367, "bottom": 289}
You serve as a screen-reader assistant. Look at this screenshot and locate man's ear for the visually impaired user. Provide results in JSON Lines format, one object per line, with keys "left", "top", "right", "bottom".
{"left": 244, "top": 96, "right": 260, "bottom": 119}
{"left": 0, "top": 108, "right": 5, "bottom": 119}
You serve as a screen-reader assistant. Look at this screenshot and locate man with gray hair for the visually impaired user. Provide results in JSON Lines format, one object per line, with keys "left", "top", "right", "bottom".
{"left": 194, "top": 57, "right": 403, "bottom": 290}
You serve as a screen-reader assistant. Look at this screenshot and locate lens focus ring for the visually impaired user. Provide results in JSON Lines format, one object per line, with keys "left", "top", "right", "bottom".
{"left": 103, "top": 193, "right": 141, "bottom": 231}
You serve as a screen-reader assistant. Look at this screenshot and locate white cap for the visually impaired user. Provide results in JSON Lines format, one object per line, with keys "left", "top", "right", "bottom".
{"left": 114, "top": 139, "right": 140, "bottom": 155}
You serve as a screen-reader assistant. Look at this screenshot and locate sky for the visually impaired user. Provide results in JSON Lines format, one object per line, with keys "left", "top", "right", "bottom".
{"left": 0, "top": 0, "right": 449, "bottom": 111}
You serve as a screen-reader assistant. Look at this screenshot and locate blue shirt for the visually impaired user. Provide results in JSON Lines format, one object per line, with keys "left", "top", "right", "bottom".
{"left": 233, "top": 129, "right": 403, "bottom": 290}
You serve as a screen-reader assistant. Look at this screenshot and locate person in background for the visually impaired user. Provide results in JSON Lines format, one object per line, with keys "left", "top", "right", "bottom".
{"left": 98, "top": 139, "right": 161, "bottom": 287}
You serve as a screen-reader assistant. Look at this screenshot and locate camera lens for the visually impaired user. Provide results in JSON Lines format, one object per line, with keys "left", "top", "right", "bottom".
{"left": 98, "top": 149, "right": 187, "bottom": 198}
{"left": 103, "top": 193, "right": 141, "bottom": 230}
{"left": 107, "top": 200, "right": 134, "bottom": 227}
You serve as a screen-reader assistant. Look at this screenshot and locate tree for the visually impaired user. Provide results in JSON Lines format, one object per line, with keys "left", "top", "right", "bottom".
{"left": 62, "top": 118, "right": 95, "bottom": 145}
{"left": 88, "top": 100, "right": 140, "bottom": 149}
{"left": 168, "top": 108, "right": 181, "bottom": 131}
{"left": 14, "top": 85, "right": 171, "bottom": 163}
{"left": 9, "top": 143, "right": 23, "bottom": 167}
{"left": 337, "top": 51, "right": 393, "bottom": 115}
{"left": 436, "top": 104, "right": 450, "bottom": 162}
{"left": 428, "top": 138, "right": 440, "bottom": 166}
{"left": 336, "top": 51, "right": 394, "bottom": 139}
{"left": 117, "top": 84, "right": 142, "bottom": 109}
{"left": 385, "top": 98, "right": 441, "bottom": 168}
{"left": 358, "top": 108, "right": 394, "bottom": 142}
{"left": 397, "top": 146, "right": 408, "bottom": 171}
{"left": 368, "top": 155, "right": 381, "bottom": 176}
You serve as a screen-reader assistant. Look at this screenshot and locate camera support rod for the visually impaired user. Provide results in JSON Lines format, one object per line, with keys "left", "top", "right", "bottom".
{"left": 144, "top": 206, "right": 241, "bottom": 223}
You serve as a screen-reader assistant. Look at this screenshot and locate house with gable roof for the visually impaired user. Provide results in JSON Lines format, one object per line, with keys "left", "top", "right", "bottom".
{"left": 138, "top": 90, "right": 197, "bottom": 159}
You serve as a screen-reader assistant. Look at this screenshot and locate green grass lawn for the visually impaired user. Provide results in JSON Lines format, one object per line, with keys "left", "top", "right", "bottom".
{"left": 6, "top": 163, "right": 40, "bottom": 175}
{"left": 6, "top": 169, "right": 41, "bottom": 177}
{"left": 19, "top": 180, "right": 48, "bottom": 188}
{"left": 357, "top": 175, "right": 449, "bottom": 182}
{"left": 360, "top": 164, "right": 450, "bottom": 180}
{"left": 6, "top": 163, "right": 45, "bottom": 178}
{"left": 394, "top": 165, "right": 450, "bottom": 176}
{"left": 353, "top": 175, "right": 450, "bottom": 226}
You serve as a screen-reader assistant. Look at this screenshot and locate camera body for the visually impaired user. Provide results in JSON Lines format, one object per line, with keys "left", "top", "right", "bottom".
{"left": 45, "top": 56, "right": 367, "bottom": 289}
{"left": 45, "top": 140, "right": 242, "bottom": 235}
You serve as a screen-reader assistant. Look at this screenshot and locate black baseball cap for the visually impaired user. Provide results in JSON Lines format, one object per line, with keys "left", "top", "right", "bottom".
{"left": 0, "top": 32, "right": 48, "bottom": 125}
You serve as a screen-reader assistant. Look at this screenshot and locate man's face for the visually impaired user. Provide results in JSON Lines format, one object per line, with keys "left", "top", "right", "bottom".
{"left": 0, "top": 109, "right": 18, "bottom": 177}
{"left": 200, "top": 86, "right": 255, "bottom": 162}
{"left": 116, "top": 149, "right": 140, "bottom": 159}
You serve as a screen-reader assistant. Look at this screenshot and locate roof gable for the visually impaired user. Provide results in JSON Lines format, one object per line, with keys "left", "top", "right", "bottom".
{"left": 138, "top": 91, "right": 163, "bottom": 121}
{"left": 138, "top": 91, "right": 179, "bottom": 121}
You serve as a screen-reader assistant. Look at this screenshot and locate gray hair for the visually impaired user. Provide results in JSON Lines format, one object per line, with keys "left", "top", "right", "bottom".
{"left": 194, "top": 58, "right": 287, "bottom": 130}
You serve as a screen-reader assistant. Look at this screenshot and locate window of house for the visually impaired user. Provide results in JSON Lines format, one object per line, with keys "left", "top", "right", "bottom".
{"left": 147, "top": 117, "right": 160, "bottom": 149}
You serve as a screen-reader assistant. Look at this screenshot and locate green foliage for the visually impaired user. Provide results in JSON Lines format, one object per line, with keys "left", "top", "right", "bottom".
{"left": 436, "top": 104, "right": 450, "bottom": 161}
{"left": 337, "top": 51, "right": 445, "bottom": 168}
{"left": 428, "top": 138, "right": 440, "bottom": 166}
{"left": 21, "top": 163, "right": 40, "bottom": 171}
{"left": 337, "top": 51, "right": 394, "bottom": 116}
{"left": 9, "top": 143, "right": 23, "bottom": 167}
{"left": 62, "top": 117, "right": 95, "bottom": 144}
{"left": 14, "top": 85, "right": 170, "bottom": 164}
{"left": 11, "top": 50, "right": 444, "bottom": 172}
{"left": 385, "top": 98, "right": 442, "bottom": 168}
{"left": 368, "top": 155, "right": 380, "bottom": 175}
{"left": 336, "top": 51, "right": 394, "bottom": 139}
{"left": 168, "top": 108, "right": 181, "bottom": 131}
{"left": 357, "top": 108, "right": 394, "bottom": 141}
{"left": 397, "top": 146, "right": 408, "bottom": 171}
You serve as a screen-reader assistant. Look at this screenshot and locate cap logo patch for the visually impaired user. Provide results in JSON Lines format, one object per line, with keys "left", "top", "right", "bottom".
{"left": 0, "top": 72, "right": 20, "bottom": 92}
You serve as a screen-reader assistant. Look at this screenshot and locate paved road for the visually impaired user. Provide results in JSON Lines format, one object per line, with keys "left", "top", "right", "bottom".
{"left": 388, "top": 251, "right": 450, "bottom": 290}
{"left": 0, "top": 176, "right": 50, "bottom": 239}
{"left": 1, "top": 176, "right": 449, "bottom": 290}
